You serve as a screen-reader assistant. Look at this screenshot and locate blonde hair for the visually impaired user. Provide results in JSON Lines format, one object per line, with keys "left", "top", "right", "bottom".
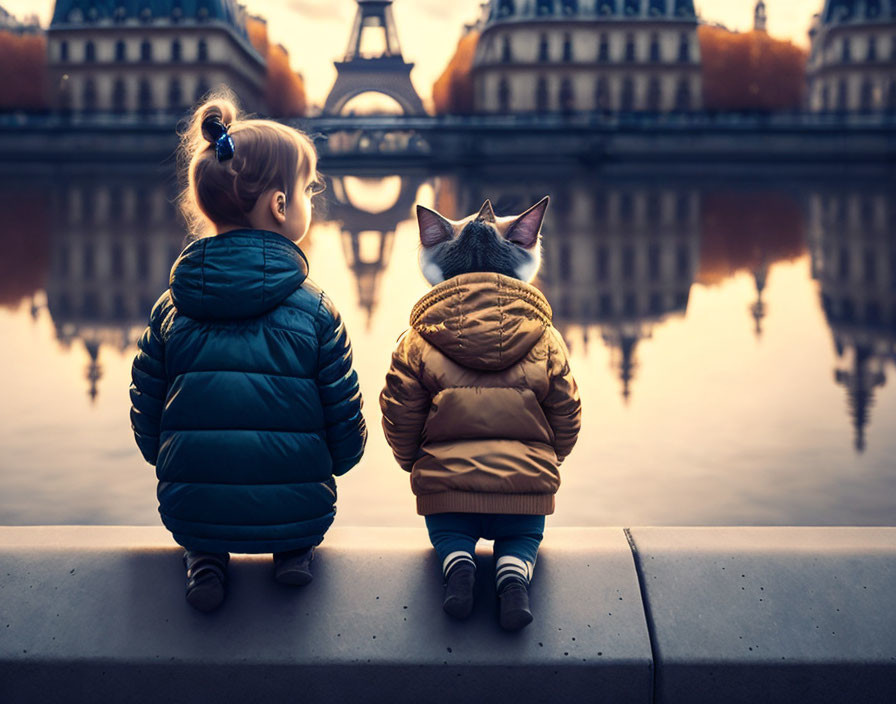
{"left": 178, "top": 88, "right": 319, "bottom": 238}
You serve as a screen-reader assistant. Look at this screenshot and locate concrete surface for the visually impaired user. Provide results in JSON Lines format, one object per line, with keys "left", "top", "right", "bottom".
{"left": 0, "top": 527, "right": 652, "bottom": 704}
{"left": 2, "top": 526, "right": 895, "bottom": 704}
{"left": 626, "top": 527, "right": 896, "bottom": 704}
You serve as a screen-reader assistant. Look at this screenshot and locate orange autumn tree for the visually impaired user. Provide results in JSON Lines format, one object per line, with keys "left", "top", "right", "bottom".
{"left": 247, "top": 17, "right": 307, "bottom": 117}
{"left": 0, "top": 30, "right": 48, "bottom": 112}
{"left": 433, "top": 30, "right": 479, "bottom": 115}
{"left": 698, "top": 26, "right": 807, "bottom": 112}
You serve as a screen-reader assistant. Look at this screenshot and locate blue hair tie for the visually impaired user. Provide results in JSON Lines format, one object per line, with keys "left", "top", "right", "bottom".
{"left": 215, "top": 133, "right": 235, "bottom": 162}
{"left": 202, "top": 117, "right": 235, "bottom": 162}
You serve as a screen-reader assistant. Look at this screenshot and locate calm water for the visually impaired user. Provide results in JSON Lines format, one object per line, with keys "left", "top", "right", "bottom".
{"left": 1, "top": 163, "right": 895, "bottom": 527}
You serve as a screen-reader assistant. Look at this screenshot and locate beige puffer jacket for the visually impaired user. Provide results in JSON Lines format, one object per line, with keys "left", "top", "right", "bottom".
{"left": 380, "top": 272, "right": 582, "bottom": 515}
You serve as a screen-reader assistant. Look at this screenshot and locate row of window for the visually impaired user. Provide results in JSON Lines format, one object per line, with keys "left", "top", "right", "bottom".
{"left": 65, "top": 4, "right": 216, "bottom": 25}
{"left": 816, "top": 196, "right": 891, "bottom": 226}
{"left": 833, "top": 35, "right": 896, "bottom": 63}
{"left": 552, "top": 290, "right": 691, "bottom": 321}
{"left": 823, "top": 247, "right": 894, "bottom": 285}
{"left": 56, "top": 242, "right": 162, "bottom": 282}
{"left": 824, "top": 0, "right": 896, "bottom": 23}
{"left": 494, "top": 0, "right": 696, "bottom": 19}
{"left": 497, "top": 31, "right": 692, "bottom": 63}
{"left": 64, "top": 76, "right": 211, "bottom": 113}
{"left": 818, "top": 78, "right": 896, "bottom": 112}
{"left": 554, "top": 241, "right": 693, "bottom": 282}
{"left": 59, "top": 38, "right": 209, "bottom": 63}
{"left": 52, "top": 291, "right": 163, "bottom": 325}
{"left": 821, "top": 296, "right": 896, "bottom": 330}
{"left": 495, "top": 75, "right": 695, "bottom": 111}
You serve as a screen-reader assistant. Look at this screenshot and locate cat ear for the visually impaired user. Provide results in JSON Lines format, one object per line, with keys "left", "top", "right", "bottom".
{"left": 417, "top": 205, "right": 453, "bottom": 247}
{"left": 476, "top": 199, "right": 496, "bottom": 223}
{"left": 505, "top": 196, "right": 549, "bottom": 249}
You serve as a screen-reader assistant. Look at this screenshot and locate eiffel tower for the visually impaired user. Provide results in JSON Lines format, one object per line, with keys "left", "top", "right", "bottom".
{"left": 323, "top": 0, "right": 426, "bottom": 116}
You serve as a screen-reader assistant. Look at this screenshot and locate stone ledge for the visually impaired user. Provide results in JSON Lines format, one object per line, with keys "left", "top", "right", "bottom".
{"left": 0, "top": 526, "right": 651, "bottom": 704}
{"left": 626, "top": 527, "right": 896, "bottom": 704}
{"left": 1, "top": 526, "right": 895, "bottom": 704}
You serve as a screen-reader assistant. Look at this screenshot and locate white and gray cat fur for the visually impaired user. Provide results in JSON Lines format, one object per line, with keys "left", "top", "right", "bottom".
{"left": 416, "top": 197, "right": 550, "bottom": 286}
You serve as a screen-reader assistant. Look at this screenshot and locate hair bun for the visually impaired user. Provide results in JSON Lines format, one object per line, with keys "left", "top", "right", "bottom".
{"left": 201, "top": 115, "right": 228, "bottom": 145}
{"left": 197, "top": 99, "right": 237, "bottom": 144}
{"left": 201, "top": 113, "right": 227, "bottom": 145}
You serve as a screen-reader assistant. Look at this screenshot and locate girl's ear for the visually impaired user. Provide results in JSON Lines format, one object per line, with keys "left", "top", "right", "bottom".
{"left": 270, "top": 190, "right": 287, "bottom": 224}
{"left": 417, "top": 204, "right": 453, "bottom": 247}
{"left": 505, "top": 196, "right": 549, "bottom": 249}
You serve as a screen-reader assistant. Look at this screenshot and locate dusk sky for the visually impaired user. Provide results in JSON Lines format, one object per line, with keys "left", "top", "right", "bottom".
{"left": 8, "top": 1, "right": 823, "bottom": 107}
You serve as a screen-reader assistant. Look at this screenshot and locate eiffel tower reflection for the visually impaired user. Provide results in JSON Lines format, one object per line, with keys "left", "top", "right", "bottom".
{"left": 324, "top": 172, "right": 424, "bottom": 327}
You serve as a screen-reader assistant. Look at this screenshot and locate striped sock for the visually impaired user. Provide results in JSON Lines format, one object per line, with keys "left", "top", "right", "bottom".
{"left": 442, "top": 550, "right": 476, "bottom": 579}
{"left": 495, "top": 555, "right": 533, "bottom": 591}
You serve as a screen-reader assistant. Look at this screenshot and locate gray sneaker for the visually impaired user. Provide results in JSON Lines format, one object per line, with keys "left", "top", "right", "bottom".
{"left": 273, "top": 546, "right": 314, "bottom": 586}
{"left": 183, "top": 551, "right": 229, "bottom": 612}
{"left": 498, "top": 581, "right": 533, "bottom": 631}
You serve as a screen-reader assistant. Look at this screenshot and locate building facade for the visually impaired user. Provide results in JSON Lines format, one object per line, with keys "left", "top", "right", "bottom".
{"left": 45, "top": 170, "right": 186, "bottom": 400}
{"left": 46, "top": 0, "right": 266, "bottom": 117}
{"left": 807, "top": 0, "right": 896, "bottom": 113}
{"left": 472, "top": 0, "right": 703, "bottom": 114}
{"left": 807, "top": 184, "right": 896, "bottom": 451}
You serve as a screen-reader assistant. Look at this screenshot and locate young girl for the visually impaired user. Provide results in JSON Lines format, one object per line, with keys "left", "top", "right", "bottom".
{"left": 380, "top": 198, "right": 582, "bottom": 630}
{"left": 129, "top": 92, "right": 367, "bottom": 612}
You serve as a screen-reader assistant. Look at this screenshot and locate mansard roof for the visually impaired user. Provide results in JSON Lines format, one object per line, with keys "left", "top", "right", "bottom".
{"left": 50, "top": 1, "right": 247, "bottom": 37}
{"left": 821, "top": 0, "right": 896, "bottom": 25}
{"left": 487, "top": 0, "right": 698, "bottom": 26}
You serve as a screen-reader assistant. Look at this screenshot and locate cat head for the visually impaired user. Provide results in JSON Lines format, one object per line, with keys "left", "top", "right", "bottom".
{"left": 416, "top": 196, "right": 549, "bottom": 286}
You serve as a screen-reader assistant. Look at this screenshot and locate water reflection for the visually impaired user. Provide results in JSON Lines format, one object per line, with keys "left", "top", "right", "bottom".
{"left": 441, "top": 176, "right": 701, "bottom": 401}
{"left": 808, "top": 188, "right": 896, "bottom": 452}
{"left": 700, "top": 191, "right": 806, "bottom": 337}
{"left": 1, "top": 164, "right": 895, "bottom": 525}
{"left": 42, "top": 171, "right": 185, "bottom": 401}
{"left": 325, "top": 173, "right": 424, "bottom": 324}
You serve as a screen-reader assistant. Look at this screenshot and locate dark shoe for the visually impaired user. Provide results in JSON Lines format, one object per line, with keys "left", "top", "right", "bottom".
{"left": 498, "top": 581, "right": 533, "bottom": 631}
{"left": 273, "top": 546, "right": 314, "bottom": 586}
{"left": 183, "top": 551, "right": 229, "bottom": 613}
{"left": 442, "top": 562, "right": 475, "bottom": 620}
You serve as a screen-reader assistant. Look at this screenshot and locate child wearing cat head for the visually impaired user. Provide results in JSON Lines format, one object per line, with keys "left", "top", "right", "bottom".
{"left": 129, "top": 91, "right": 367, "bottom": 612}
{"left": 380, "top": 198, "right": 581, "bottom": 630}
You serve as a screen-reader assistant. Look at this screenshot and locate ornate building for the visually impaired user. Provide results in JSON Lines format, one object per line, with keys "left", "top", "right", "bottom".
{"left": 807, "top": 0, "right": 896, "bottom": 113}
{"left": 46, "top": 0, "right": 266, "bottom": 117}
{"left": 45, "top": 171, "right": 186, "bottom": 400}
{"left": 808, "top": 185, "right": 896, "bottom": 452}
{"left": 539, "top": 181, "right": 700, "bottom": 400}
{"left": 472, "top": 0, "right": 703, "bottom": 114}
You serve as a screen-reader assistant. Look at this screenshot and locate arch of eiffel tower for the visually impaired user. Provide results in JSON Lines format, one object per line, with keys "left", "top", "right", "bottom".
{"left": 325, "top": 174, "right": 425, "bottom": 324}
{"left": 323, "top": 0, "right": 426, "bottom": 116}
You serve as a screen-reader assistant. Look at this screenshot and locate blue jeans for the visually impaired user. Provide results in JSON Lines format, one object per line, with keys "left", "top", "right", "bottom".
{"left": 424, "top": 513, "right": 545, "bottom": 567}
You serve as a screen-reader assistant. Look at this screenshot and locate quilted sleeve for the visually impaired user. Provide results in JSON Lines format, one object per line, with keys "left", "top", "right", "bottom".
{"left": 129, "top": 294, "right": 170, "bottom": 466}
{"left": 542, "top": 328, "right": 582, "bottom": 464}
{"left": 316, "top": 292, "right": 367, "bottom": 476}
{"left": 379, "top": 332, "right": 431, "bottom": 472}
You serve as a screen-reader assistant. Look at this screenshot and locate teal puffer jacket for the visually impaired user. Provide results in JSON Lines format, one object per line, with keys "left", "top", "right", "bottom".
{"left": 129, "top": 229, "right": 367, "bottom": 554}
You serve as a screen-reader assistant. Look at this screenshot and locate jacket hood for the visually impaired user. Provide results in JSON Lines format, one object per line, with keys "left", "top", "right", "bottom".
{"left": 170, "top": 229, "right": 309, "bottom": 320}
{"left": 410, "top": 272, "right": 552, "bottom": 371}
